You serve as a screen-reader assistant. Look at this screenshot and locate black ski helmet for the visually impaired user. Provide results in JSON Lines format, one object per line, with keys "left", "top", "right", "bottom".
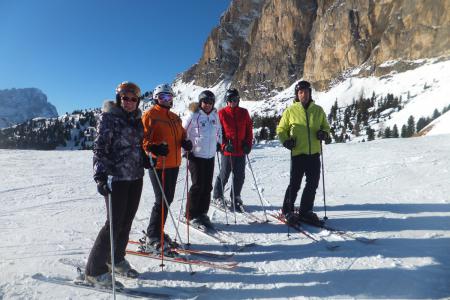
{"left": 294, "top": 80, "right": 311, "bottom": 101}
{"left": 225, "top": 88, "right": 240, "bottom": 103}
{"left": 198, "top": 90, "right": 215, "bottom": 104}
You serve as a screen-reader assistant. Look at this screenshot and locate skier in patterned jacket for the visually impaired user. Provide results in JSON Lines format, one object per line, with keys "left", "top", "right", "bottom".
{"left": 183, "top": 90, "right": 222, "bottom": 230}
{"left": 86, "top": 81, "right": 147, "bottom": 287}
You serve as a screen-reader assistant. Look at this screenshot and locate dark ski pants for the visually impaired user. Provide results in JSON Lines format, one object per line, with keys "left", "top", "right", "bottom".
{"left": 282, "top": 153, "right": 320, "bottom": 215}
{"left": 146, "top": 167, "right": 179, "bottom": 238}
{"left": 213, "top": 154, "right": 245, "bottom": 203}
{"left": 85, "top": 178, "right": 143, "bottom": 276}
{"left": 187, "top": 155, "right": 215, "bottom": 219}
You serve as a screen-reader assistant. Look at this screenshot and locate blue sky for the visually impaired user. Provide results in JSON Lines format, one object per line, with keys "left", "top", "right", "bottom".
{"left": 0, "top": 0, "right": 230, "bottom": 114}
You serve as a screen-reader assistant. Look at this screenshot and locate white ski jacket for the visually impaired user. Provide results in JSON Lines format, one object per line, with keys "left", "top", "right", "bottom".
{"left": 183, "top": 103, "right": 222, "bottom": 159}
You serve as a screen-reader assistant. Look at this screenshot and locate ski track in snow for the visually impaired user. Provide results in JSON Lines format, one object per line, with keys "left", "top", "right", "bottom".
{"left": 1, "top": 135, "right": 450, "bottom": 299}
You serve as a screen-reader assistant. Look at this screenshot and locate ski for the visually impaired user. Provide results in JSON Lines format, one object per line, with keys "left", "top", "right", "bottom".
{"left": 302, "top": 220, "right": 377, "bottom": 244}
{"left": 125, "top": 248, "right": 238, "bottom": 271}
{"left": 32, "top": 272, "right": 173, "bottom": 299}
{"left": 269, "top": 213, "right": 339, "bottom": 250}
{"left": 178, "top": 217, "right": 257, "bottom": 251}
{"left": 128, "top": 240, "right": 235, "bottom": 260}
{"left": 210, "top": 200, "right": 268, "bottom": 224}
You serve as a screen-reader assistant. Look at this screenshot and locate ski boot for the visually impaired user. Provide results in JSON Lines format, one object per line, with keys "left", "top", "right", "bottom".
{"left": 84, "top": 272, "right": 124, "bottom": 289}
{"left": 298, "top": 210, "right": 324, "bottom": 226}
{"left": 140, "top": 236, "right": 177, "bottom": 257}
{"left": 191, "top": 214, "right": 215, "bottom": 231}
{"left": 284, "top": 212, "right": 300, "bottom": 226}
{"left": 233, "top": 196, "right": 245, "bottom": 213}
{"left": 107, "top": 259, "right": 139, "bottom": 279}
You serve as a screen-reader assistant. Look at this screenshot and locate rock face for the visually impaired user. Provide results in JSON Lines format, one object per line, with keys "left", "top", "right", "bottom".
{"left": 182, "top": 0, "right": 450, "bottom": 98}
{"left": 0, "top": 88, "right": 58, "bottom": 128}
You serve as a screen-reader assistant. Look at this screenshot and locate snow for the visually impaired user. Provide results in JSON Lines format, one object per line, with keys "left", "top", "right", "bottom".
{"left": 173, "top": 58, "right": 450, "bottom": 138}
{"left": 1, "top": 134, "right": 450, "bottom": 299}
{"left": 425, "top": 110, "right": 450, "bottom": 136}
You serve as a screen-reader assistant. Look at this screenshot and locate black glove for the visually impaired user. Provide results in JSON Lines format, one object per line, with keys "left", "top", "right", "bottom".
{"left": 96, "top": 179, "right": 110, "bottom": 197}
{"left": 316, "top": 130, "right": 329, "bottom": 141}
{"left": 148, "top": 143, "right": 169, "bottom": 156}
{"left": 283, "top": 139, "right": 296, "bottom": 150}
{"left": 224, "top": 141, "right": 234, "bottom": 153}
{"left": 242, "top": 141, "right": 251, "bottom": 155}
{"left": 216, "top": 142, "right": 222, "bottom": 153}
{"left": 181, "top": 139, "right": 193, "bottom": 152}
{"left": 141, "top": 148, "right": 151, "bottom": 169}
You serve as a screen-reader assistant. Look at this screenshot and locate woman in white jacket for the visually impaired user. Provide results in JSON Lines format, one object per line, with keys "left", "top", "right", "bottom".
{"left": 183, "top": 90, "right": 222, "bottom": 229}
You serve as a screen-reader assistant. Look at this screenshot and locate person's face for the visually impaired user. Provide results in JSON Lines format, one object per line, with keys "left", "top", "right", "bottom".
{"left": 157, "top": 93, "right": 173, "bottom": 108}
{"left": 297, "top": 88, "right": 310, "bottom": 104}
{"left": 120, "top": 92, "right": 139, "bottom": 112}
{"left": 201, "top": 100, "right": 214, "bottom": 114}
{"left": 227, "top": 100, "right": 238, "bottom": 108}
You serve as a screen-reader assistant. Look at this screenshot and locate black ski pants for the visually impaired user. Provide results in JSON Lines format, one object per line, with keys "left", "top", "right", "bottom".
{"left": 213, "top": 154, "right": 246, "bottom": 203}
{"left": 146, "top": 167, "right": 179, "bottom": 238}
{"left": 85, "top": 178, "right": 143, "bottom": 276}
{"left": 187, "top": 155, "right": 215, "bottom": 219}
{"left": 282, "top": 153, "right": 320, "bottom": 215}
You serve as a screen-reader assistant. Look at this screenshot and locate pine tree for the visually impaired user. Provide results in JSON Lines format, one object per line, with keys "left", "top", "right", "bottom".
{"left": 367, "top": 127, "right": 375, "bottom": 141}
{"left": 401, "top": 125, "right": 408, "bottom": 138}
{"left": 407, "top": 115, "right": 415, "bottom": 137}
{"left": 392, "top": 124, "right": 399, "bottom": 138}
{"left": 384, "top": 126, "right": 392, "bottom": 138}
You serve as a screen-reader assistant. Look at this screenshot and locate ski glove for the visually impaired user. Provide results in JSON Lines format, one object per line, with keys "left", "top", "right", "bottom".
{"left": 283, "top": 139, "right": 296, "bottom": 150}
{"left": 224, "top": 141, "right": 234, "bottom": 153}
{"left": 242, "top": 141, "right": 251, "bottom": 155}
{"left": 216, "top": 142, "right": 222, "bottom": 153}
{"left": 316, "top": 130, "right": 329, "bottom": 141}
{"left": 96, "top": 180, "right": 110, "bottom": 197}
{"left": 141, "top": 148, "right": 152, "bottom": 169}
{"left": 181, "top": 139, "right": 193, "bottom": 152}
{"left": 148, "top": 143, "right": 169, "bottom": 156}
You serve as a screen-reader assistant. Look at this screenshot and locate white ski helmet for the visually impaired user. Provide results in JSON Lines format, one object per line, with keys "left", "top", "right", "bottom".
{"left": 153, "top": 83, "right": 174, "bottom": 99}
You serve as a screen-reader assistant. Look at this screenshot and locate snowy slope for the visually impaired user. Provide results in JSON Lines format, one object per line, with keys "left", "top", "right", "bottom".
{"left": 421, "top": 110, "right": 450, "bottom": 136}
{"left": 1, "top": 135, "right": 450, "bottom": 299}
{"left": 172, "top": 57, "right": 450, "bottom": 137}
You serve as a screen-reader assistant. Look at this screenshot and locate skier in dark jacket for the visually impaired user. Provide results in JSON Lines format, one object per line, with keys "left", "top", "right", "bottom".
{"left": 276, "top": 80, "right": 330, "bottom": 225}
{"left": 85, "top": 81, "right": 146, "bottom": 287}
{"left": 213, "top": 88, "right": 253, "bottom": 212}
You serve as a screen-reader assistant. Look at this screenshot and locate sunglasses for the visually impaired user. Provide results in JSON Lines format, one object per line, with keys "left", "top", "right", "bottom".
{"left": 202, "top": 98, "right": 215, "bottom": 105}
{"left": 158, "top": 93, "right": 173, "bottom": 102}
{"left": 121, "top": 95, "right": 138, "bottom": 103}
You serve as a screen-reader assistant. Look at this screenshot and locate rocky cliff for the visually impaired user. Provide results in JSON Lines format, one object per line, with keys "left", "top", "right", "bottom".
{"left": 0, "top": 88, "right": 58, "bottom": 128}
{"left": 182, "top": 0, "right": 450, "bottom": 98}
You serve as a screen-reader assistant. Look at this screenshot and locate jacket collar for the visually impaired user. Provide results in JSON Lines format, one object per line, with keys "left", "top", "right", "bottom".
{"left": 102, "top": 100, "right": 142, "bottom": 120}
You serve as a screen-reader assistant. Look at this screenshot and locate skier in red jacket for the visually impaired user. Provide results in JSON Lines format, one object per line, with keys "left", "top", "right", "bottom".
{"left": 213, "top": 88, "right": 253, "bottom": 212}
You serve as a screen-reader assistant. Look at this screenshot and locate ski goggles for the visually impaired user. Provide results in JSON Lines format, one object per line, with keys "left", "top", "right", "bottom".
{"left": 227, "top": 96, "right": 239, "bottom": 103}
{"left": 157, "top": 93, "right": 173, "bottom": 102}
{"left": 121, "top": 95, "right": 139, "bottom": 103}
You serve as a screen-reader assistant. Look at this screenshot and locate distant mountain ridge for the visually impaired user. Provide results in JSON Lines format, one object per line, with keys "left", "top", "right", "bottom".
{"left": 0, "top": 88, "right": 58, "bottom": 128}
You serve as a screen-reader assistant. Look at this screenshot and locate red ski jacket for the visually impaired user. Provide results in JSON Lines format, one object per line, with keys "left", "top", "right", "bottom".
{"left": 218, "top": 105, "right": 253, "bottom": 156}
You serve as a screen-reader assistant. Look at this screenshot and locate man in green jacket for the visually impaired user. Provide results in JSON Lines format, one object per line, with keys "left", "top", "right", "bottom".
{"left": 276, "top": 80, "right": 330, "bottom": 225}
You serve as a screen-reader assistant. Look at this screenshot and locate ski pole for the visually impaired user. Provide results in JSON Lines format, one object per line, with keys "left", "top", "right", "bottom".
{"left": 229, "top": 155, "right": 237, "bottom": 224}
{"left": 148, "top": 155, "right": 194, "bottom": 274}
{"left": 185, "top": 152, "right": 191, "bottom": 246}
{"left": 106, "top": 176, "right": 116, "bottom": 300}
{"left": 246, "top": 154, "right": 269, "bottom": 222}
{"left": 216, "top": 152, "right": 229, "bottom": 225}
{"left": 320, "top": 140, "right": 328, "bottom": 220}
{"left": 160, "top": 157, "right": 166, "bottom": 270}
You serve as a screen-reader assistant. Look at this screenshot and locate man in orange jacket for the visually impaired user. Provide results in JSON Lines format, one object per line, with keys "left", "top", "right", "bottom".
{"left": 141, "top": 83, "right": 192, "bottom": 253}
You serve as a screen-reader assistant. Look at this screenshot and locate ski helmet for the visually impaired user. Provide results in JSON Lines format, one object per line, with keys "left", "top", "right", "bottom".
{"left": 153, "top": 84, "right": 174, "bottom": 99}
{"left": 115, "top": 81, "right": 141, "bottom": 106}
{"left": 224, "top": 88, "right": 240, "bottom": 103}
{"left": 198, "top": 90, "right": 215, "bottom": 104}
{"left": 294, "top": 80, "right": 311, "bottom": 100}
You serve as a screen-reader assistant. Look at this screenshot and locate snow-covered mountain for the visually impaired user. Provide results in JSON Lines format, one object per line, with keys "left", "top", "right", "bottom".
{"left": 0, "top": 88, "right": 58, "bottom": 128}
{"left": 1, "top": 135, "right": 449, "bottom": 298}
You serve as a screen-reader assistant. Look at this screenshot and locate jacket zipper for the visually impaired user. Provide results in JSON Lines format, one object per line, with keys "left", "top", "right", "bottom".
{"left": 305, "top": 107, "right": 312, "bottom": 155}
